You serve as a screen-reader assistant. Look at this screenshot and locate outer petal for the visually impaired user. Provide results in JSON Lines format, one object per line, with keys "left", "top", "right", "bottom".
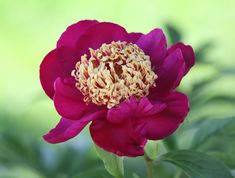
{"left": 40, "top": 49, "right": 67, "bottom": 99}
{"left": 53, "top": 77, "right": 99, "bottom": 120}
{"left": 168, "top": 42, "right": 195, "bottom": 74}
{"left": 76, "top": 22, "right": 129, "bottom": 56}
{"left": 149, "top": 48, "right": 185, "bottom": 98}
{"left": 57, "top": 20, "right": 98, "bottom": 48}
{"left": 43, "top": 110, "right": 105, "bottom": 143}
{"left": 128, "top": 32, "right": 143, "bottom": 43}
{"left": 90, "top": 118, "right": 146, "bottom": 157}
{"left": 137, "top": 92, "right": 189, "bottom": 140}
{"left": 136, "top": 28, "right": 167, "bottom": 68}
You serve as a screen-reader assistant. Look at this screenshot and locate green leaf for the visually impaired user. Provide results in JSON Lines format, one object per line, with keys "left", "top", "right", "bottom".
{"left": 165, "top": 23, "right": 182, "bottom": 44}
{"left": 73, "top": 167, "right": 110, "bottom": 178}
{"left": 95, "top": 145, "right": 124, "bottom": 178}
{"left": 191, "top": 117, "right": 235, "bottom": 149}
{"left": 163, "top": 134, "right": 178, "bottom": 151}
{"left": 208, "top": 152, "right": 235, "bottom": 169}
{"left": 144, "top": 140, "right": 158, "bottom": 160}
{"left": 157, "top": 150, "right": 233, "bottom": 178}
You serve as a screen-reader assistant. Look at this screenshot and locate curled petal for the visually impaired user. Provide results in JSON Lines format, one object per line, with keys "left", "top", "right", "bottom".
{"left": 168, "top": 42, "right": 195, "bottom": 74}
{"left": 137, "top": 92, "right": 189, "bottom": 140}
{"left": 76, "top": 22, "right": 129, "bottom": 56}
{"left": 53, "top": 77, "right": 99, "bottom": 120}
{"left": 40, "top": 50, "right": 67, "bottom": 99}
{"left": 136, "top": 28, "right": 167, "bottom": 68}
{"left": 90, "top": 118, "right": 146, "bottom": 157}
{"left": 128, "top": 32, "right": 143, "bottom": 43}
{"left": 149, "top": 48, "right": 185, "bottom": 97}
{"left": 107, "top": 97, "right": 166, "bottom": 124}
{"left": 43, "top": 110, "right": 105, "bottom": 143}
{"left": 57, "top": 20, "right": 98, "bottom": 48}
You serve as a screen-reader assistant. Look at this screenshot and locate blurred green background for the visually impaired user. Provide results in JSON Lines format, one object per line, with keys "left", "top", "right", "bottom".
{"left": 0, "top": 0, "right": 235, "bottom": 178}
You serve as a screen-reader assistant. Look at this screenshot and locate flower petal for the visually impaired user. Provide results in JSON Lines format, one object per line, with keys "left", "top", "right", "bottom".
{"left": 76, "top": 22, "right": 129, "bottom": 56}
{"left": 128, "top": 32, "right": 143, "bottom": 43}
{"left": 57, "top": 20, "right": 98, "bottom": 48}
{"left": 149, "top": 48, "right": 185, "bottom": 97}
{"left": 53, "top": 77, "right": 99, "bottom": 120}
{"left": 40, "top": 49, "right": 67, "bottom": 99}
{"left": 136, "top": 28, "right": 167, "bottom": 68}
{"left": 168, "top": 43, "right": 195, "bottom": 74}
{"left": 90, "top": 117, "right": 146, "bottom": 157}
{"left": 107, "top": 97, "right": 166, "bottom": 124}
{"left": 137, "top": 92, "right": 189, "bottom": 140}
{"left": 43, "top": 110, "right": 105, "bottom": 143}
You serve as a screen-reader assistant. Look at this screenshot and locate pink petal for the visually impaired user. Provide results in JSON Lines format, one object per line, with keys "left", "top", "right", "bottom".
{"left": 43, "top": 110, "right": 105, "bottom": 143}
{"left": 136, "top": 28, "right": 167, "bottom": 68}
{"left": 75, "top": 22, "right": 129, "bottom": 57}
{"left": 107, "top": 97, "right": 166, "bottom": 124}
{"left": 57, "top": 20, "right": 98, "bottom": 48}
{"left": 53, "top": 77, "right": 99, "bottom": 120}
{"left": 90, "top": 118, "right": 146, "bottom": 157}
{"left": 168, "top": 43, "right": 195, "bottom": 74}
{"left": 128, "top": 32, "right": 143, "bottom": 43}
{"left": 149, "top": 48, "right": 185, "bottom": 98}
{"left": 137, "top": 92, "right": 189, "bottom": 140}
{"left": 40, "top": 49, "right": 67, "bottom": 99}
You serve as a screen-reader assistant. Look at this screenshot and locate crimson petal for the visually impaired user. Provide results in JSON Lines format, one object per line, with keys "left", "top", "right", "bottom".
{"left": 43, "top": 110, "right": 105, "bottom": 143}
{"left": 53, "top": 77, "right": 99, "bottom": 120}
{"left": 136, "top": 28, "right": 167, "bottom": 68}
{"left": 75, "top": 22, "right": 129, "bottom": 56}
{"left": 40, "top": 50, "right": 67, "bottom": 99}
{"left": 57, "top": 20, "right": 98, "bottom": 48}
{"left": 90, "top": 118, "right": 146, "bottom": 157}
{"left": 168, "top": 42, "right": 195, "bottom": 74}
{"left": 149, "top": 48, "right": 185, "bottom": 98}
{"left": 137, "top": 92, "right": 189, "bottom": 140}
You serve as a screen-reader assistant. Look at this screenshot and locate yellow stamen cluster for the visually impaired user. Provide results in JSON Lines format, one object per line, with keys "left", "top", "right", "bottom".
{"left": 72, "top": 41, "right": 157, "bottom": 108}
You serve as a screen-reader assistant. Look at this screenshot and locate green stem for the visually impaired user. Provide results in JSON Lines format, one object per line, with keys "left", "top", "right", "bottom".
{"left": 144, "top": 153, "right": 154, "bottom": 178}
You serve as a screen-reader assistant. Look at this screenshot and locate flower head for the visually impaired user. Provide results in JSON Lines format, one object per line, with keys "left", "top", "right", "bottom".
{"left": 40, "top": 20, "right": 195, "bottom": 157}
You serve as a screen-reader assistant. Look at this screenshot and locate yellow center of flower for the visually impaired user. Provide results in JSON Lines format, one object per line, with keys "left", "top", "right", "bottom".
{"left": 72, "top": 41, "right": 157, "bottom": 108}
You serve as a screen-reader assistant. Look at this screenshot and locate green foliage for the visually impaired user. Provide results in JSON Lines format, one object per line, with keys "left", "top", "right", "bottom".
{"left": 95, "top": 146, "right": 124, "bottom": 178}
{"left": 157, "top": 150, "right": 233, "bottom": 178}
{"left": 191, "top": 117, "right": 235, "bottom": 149}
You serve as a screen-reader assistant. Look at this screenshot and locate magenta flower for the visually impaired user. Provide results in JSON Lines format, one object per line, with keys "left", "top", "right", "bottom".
{"left": 40, "top": 20, "right": 195, "bottom": 157}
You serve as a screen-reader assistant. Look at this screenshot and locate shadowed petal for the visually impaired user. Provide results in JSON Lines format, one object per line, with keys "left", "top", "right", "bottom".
{"left": 40, "top": 50, "right": 67, "bottom": 99}
{"left": 168, "top": 42, "right": 195, "bottom": 74}
{"left": 137, "top": 92, "right": 189, "bottom": 140}
{"left": 54, "top": 78, "right": 99, "bottom": 120}
{"left": 149, "top": 48, "right": 185, "bottom": 98}
{"left": 128, "top": 32, "right": 143, "bottom": 43}
{"left": 136, "top": 28, "right": 167, "bottom": 68}
{"left": 90, "top": 118, "right": 146, "bottom": 157}
{"left": 43, "top": 110, "right": 105, "bottom": 143}
{"left": 76, "top": 22, "right": 129, "bottom": 56}
{"left": 107, "top": 97, "right": 166, "bottom": 124}
{"left": 57, "top": 20, "right": 98, "bottom": 48}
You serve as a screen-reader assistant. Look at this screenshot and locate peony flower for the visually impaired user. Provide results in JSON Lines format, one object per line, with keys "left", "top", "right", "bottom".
{"left": 40, "top": 20, "right": 195, "bottom": 157}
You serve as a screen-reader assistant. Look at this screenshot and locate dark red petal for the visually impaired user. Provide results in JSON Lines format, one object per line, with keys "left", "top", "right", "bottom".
{"left": 90, "top": 118, "right": 146, "bottom": 157}
{"left": 53, "top": 77, "right": 99, "bottom": 120}
{"left": 39, "top": 49, "right": 67, "bottom": 99}
{"left": 128, "top": 32, "right": 143, "bottom": 43}
{"left": 76, "top": 22, "right": 129, "bottom": 56}
{"left": 107, "top": 97, "right": 166, "bottom": 124}
{"left": 168, "top": 43, "right": 195, "bottom": 74}
{"left": 136, "top": 28, "right": 167, "bottom": 68}
{"left": 149, "top": 48, "right": 185, "bottom": 98}
{"left": 43, "top": 110, "right": 105, "bottom": 143}
{"left": 57, "top": 20, "right": 98, "bottom": 48}
{"left": 137, "top": 92, "right": 189, "bottom": 140}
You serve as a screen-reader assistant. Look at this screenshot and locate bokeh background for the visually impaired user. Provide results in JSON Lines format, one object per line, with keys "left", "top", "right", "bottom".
{"left": 0, "top": 0, "right": 235, "bottom": 177}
